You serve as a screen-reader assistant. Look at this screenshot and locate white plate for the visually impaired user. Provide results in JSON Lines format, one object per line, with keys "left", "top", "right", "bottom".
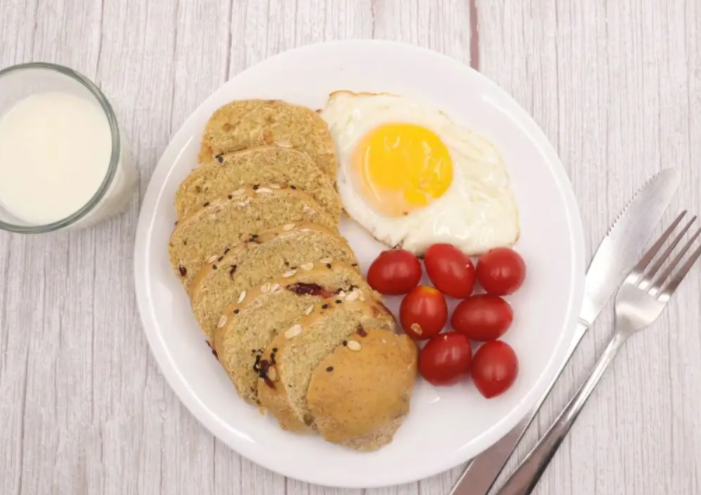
{"left": 134, "top": 40, "right": 584, "bottom": 488}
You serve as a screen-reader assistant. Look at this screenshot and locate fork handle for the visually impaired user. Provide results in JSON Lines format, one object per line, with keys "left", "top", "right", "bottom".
{"left": 494, "top": 332, "right": 627, "bottom": 495}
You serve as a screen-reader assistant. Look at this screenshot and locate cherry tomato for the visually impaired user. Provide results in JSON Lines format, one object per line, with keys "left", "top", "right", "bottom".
{"left": 471, "top": 341, "right": 519, "bottom": 398}
{"left": 476, "top": 248, "right": 526, "bottom": 295}
{"left": 367, "top": 249, "right": 422, "bottom": 295}
{"left": 419, "top": 332, "right": 472, "bottom": 385}
{"left": 400, "top": 286, "right": 448, "bottom": 340}
{"left": 451, "top": 295, "right": 514, "bottom": 341}
{"left": 424, "top": 244, "right": 476, "bottom": 298}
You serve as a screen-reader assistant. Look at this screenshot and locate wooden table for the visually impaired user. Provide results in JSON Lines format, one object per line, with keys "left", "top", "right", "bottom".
{"left": 1, "top": 1, "right": 700, "bottom": 494}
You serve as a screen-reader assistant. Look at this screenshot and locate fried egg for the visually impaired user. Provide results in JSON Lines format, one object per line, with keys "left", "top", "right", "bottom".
{"left": 321, "top": 91, "right": 520, "bottom": 255}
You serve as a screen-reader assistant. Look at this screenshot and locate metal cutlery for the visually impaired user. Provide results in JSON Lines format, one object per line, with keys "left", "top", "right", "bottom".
{"left": 495, "top": 211, "right": 701, "bottom": 495}
{"left": 449, "top": 169, "right": 681, "bottom": 495}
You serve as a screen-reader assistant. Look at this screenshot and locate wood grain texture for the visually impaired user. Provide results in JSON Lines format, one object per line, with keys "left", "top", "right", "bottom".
{"left": 0, "top": 0, "right": 699, "bottom": 494}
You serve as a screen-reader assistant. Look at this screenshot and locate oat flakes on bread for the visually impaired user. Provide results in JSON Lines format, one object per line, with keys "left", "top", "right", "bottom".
{"left": 214, "top": 261, "right": 378, "bottom": 404}
{"left": 176, "top": 147, "right": 341, "bottom": 222}
{"left": 257, "top": 298, "right": 395, "bottom": 433}
{"left": 199, "top": 99, "right": 337, "bottom": 178}
{"left": 169, "top": 186, "right": 336, "bottom": 290}
{"left": 189, "top": 223, "right": 357, "bottom": 343}
{"left": 307, "top": 330, "right": 417, "bottom": 451}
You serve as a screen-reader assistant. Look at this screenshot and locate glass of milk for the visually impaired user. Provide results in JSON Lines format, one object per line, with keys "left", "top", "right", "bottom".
{"left": 0, "top": 63, "right": 137, "bottom": 233}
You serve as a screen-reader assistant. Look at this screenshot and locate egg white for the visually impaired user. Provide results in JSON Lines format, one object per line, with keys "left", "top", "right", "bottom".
{"left": 322, "top": 91, "right": 520, "bottom": 255}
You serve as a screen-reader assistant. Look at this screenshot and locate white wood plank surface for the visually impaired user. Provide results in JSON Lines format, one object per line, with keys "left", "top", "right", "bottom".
{"left": 0, "top": 1, "right": 699, "bottom": 494}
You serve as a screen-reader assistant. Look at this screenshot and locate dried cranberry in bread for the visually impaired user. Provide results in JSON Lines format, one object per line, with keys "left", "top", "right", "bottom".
{"left": 189, "top": 223, "right": 357, "bottom": 343}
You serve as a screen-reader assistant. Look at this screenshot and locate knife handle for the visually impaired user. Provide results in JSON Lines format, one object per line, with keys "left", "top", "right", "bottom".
{"left": 448, "top": 321, "right": 589, "bottom": 495}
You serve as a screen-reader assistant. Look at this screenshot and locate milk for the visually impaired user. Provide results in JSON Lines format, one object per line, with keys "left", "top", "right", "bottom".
{"left": 0, "top": 92, "right": 136, "bottom": 228}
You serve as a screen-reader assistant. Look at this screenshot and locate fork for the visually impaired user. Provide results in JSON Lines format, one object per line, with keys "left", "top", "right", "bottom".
{"left": 494, "top": 211, "right": 701, "bottom": 495}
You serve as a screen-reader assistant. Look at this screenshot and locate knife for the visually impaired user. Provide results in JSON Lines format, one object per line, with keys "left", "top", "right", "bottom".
{"left": 448, "top": 168, "right": 681, "bottom": 495}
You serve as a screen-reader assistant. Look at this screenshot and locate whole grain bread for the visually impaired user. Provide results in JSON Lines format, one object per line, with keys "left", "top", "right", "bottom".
{"left": 307, "top": 330, "right": 417, "bottom": 451}
{"left": 199, "top": 100, "right": 337, "bottom": 178}
{"left": 176, "top": 147, "right": 341, "bottom": 222}
{"left": 189, "top": 223, "right": 357, "bottom": 343}
{"left": 257, "top": 298, "right": 396, "bottom": 433}
{"left": 168, "top": 186, "right": 336, "bottom": 290}
{"left": 214, "top": 261, "right": 378, "bottom": 404}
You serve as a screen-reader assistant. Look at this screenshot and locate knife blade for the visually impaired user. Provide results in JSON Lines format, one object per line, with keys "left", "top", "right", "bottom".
{"left": 449, "top": 168, "right": 681, "bottom": 495}
{"left": 579, "top": 168, "right": 681, "bottom": 326}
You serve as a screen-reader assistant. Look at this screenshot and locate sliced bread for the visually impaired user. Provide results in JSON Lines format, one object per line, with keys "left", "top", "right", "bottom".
{"left": 168, "top": 186, "right": 336, "bottom": 290}
{"left": 307, "top": 330, "right": 417, "bottom": 451}
{"left": 198, "top": 100, "right": 337, "bottom": 178}
{"left": 257, "top": 298, "right": 396, "bottom": 433}
{"left": 176, "top": 146, "right": 341, "bottom": 222}
{"left": 214, "top": 261, "right": 378, "bottom": 404}
{"left": 189, "top": 223, "right": 358, "bottom": 343}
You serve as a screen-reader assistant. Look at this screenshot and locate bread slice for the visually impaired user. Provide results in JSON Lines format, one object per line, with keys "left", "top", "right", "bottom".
{"left": 214, "top": 261, "right": 379, "bottom": 404}
{"left": 189, "top": 223, "right": 357, "bottom": 343}
{"left": 199, "top": 100, "right": 337, "bottom": 178}
{"left": 168, "top": 186, "right": 336, "bottom": 289}
{"left": 257, "top": 298, "right": 396, "bottom": 433}
{"left": 307, "top": 330, "right": 417, "bottom": 451}
{"left": 176, "top": 146, "right": 341, "bottom": 222}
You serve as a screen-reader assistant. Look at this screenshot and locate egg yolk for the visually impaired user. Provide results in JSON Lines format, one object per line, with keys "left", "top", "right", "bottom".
{"left": 352, "top": 123, "right": 453, "bottom": 217}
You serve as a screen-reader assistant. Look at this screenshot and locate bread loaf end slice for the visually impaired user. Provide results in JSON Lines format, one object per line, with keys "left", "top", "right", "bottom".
{"left": 257, "top": 298, "right": 395, "bottom": 433}
{"left": 307, "top": 330, "right": 417, "bottom": 451}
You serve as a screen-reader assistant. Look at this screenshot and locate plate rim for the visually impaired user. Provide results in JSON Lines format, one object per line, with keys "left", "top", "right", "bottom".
{"left": 134, "top": 39, "right": 585, "bottom": 488}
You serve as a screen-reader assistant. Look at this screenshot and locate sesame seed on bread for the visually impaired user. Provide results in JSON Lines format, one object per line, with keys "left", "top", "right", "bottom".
{"left": 214, "top": 261, "right": 378, "bottom": 404}
{"left": 168, "top": 186, "right": 336, "bottom": 290}
{"left": 257, "top": 298, "right": 396, "bottom": 433}
{"left": 176, "top": 146, "right": 341, "bottom": 222}
{"left": 199, "top": 100, "right": 337, "bottom": 179}
{"left": 307, "top": 330, "right": 417, "bottom": 451}
{"left": 189, "top": 223, "right": 358, "bottom": 343}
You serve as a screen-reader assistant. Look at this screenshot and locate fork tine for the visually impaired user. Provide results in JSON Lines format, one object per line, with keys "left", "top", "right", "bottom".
{"left": 639, "top": 216, "right": 697, "bottom": 291}
{"left": 628, "top": 211, "right": 687, "bottom": 285}
{"left": 648, "top": 228, "right": 701, "bottom": 296}
{"left": 656, "top": 238, "right": 701, "bottom": 303}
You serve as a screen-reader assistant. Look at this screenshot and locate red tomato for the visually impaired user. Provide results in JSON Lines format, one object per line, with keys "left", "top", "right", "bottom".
{"left": 451, "top": 295, "right": 514, "bottom": 341}
{"left": 476, "top": 248, "right": 526, "bottom": 295}
{"left": 419, "top": 332, "right": 472, "bottom": 385}
{"left": 400, "top": 286, "right": 448, "bottom": 340}
{"left": 471, "top": 341, "right": 519, "bottom": 398}
{"left": 367, "top": 249, "right": 422, "bottom": 295}
{"left": 424, "top": 244, "right": 476, "bottom": 298}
